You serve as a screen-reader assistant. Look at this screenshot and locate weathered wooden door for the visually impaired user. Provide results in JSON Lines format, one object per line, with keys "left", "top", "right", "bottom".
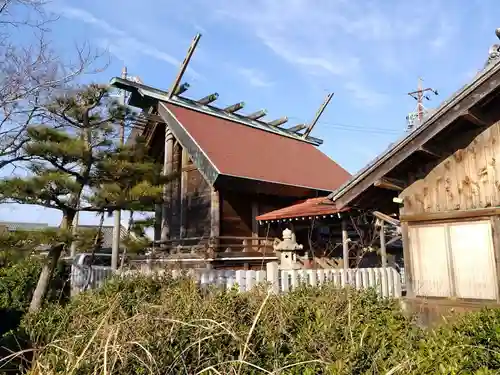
{"left": 448, "top": 221, "right": 497, "bottom": 300}
{"left": 408, "top": 220, "right": 497, "bottom": 300}
{"left": 409, "top": 224, "right": 451, "bottom": 297}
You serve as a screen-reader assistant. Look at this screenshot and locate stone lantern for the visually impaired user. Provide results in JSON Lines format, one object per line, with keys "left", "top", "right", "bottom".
{"left": 273, "top": 228, "right": 303, "bottom": 269}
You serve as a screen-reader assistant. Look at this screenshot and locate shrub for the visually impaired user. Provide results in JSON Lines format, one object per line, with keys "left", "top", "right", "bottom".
{"left": 0, "top": 258, "right": 70, "bottom": 374}
{"left": 14, "top": 274, "right": 500, "bottom": 374}
{"left": 413, "top": 308, "right": 500, "bottom": 374}
{"left": 20, "top": 275, "right": 424, "bottom": 374}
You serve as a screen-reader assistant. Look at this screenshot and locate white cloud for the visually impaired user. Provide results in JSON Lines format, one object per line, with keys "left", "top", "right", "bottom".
{"left": 208, "top": 0, "right": 461, "bottom": 107}
{"left": 344, "top": 81, "right": 389, "bottom": 108}
{"left": 429, "top": 18, "right": 456, "bottom": 52}
{"left": 259, "top": 35, "right": 360, "bottom": 77}
{"left": 52, "top": 5, "right": 200, "bottom": 79}
{"left": 236, "top": 67, "right": 273, "bottom": 88}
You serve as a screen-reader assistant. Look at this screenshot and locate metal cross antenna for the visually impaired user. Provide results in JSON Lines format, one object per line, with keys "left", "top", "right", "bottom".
{"left": 406, "top": 77, "right": 438, "bottom": 131}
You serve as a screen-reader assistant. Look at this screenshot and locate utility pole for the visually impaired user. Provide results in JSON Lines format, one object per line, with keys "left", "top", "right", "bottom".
{"left": 111, "top": 66, "right": 127, "bottom": 270}
{"left": 406, "top": 77, "right": 438, "bottom": 131}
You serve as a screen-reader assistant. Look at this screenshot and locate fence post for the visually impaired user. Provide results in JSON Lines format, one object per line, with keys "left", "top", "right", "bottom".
{"left": 266, "top": 261, "right": 280, "bottom": 293}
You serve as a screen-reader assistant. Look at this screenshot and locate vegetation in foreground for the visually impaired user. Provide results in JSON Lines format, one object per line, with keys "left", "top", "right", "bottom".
{"left": 0, "top": 273, "right": 499, "bottom": 374}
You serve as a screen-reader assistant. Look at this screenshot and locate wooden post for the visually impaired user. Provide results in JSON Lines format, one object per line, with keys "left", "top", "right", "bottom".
{"left": 179, "top": 148, "right": 189, "bottom": 238}
{"left": 401, "top": 221, "right": 414, "bottom": 298}
{"left": 342, "top": 219, "right": 349, "bottom": 285}
{"left": 154, "top": 204, "right": 162, "bottom": 243}
{"left": 210, "top": 187, "right": 220, "bottom": 249}
{"left": 342, "top": 219, "right": 349, "bottom": 270}
{"left": 161, "top": 127, "right": 174, "bottom": 245}
{"left": 490, "top": 216, "right": 500, "bottom": 302}
{"left": 251, "top": 201, "right": 259, "bottom": 249}
{"left": 266, "top": 261, "right": 280, "bottom": 293}
{"left": 380, "top": 221, "right": 387, "bottom": 268}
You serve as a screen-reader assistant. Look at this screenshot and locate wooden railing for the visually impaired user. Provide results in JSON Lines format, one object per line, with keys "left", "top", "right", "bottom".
{"left": 147, "top": 236, "right": 276, "bottom": 254}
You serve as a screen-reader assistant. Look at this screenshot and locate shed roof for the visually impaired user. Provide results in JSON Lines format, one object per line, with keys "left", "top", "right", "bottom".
{"left": 165, "top": 103, "right": 351, "bottom": 192}
{"left": 328, "top": 53, "right": 500, "bottom": 210}
{"left": 256, "top": 197, "right": 349, "bottom": 222}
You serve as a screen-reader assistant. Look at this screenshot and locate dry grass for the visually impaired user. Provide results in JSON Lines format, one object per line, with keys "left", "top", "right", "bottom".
{"left": 4, "top": 274, "right": 500, "bottom": 374}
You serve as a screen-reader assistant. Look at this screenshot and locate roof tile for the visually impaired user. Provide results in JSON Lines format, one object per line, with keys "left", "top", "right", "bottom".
{"left": 256, "top": 197, "right": 349, "bottom": 221}
{"left": 167, "top": 103, "right": 351, "bottom": 192}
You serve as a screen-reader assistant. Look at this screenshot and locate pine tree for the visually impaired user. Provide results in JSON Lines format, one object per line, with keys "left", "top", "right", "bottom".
{"left": 0, "top": 84, "right": 170, "bottom": 311}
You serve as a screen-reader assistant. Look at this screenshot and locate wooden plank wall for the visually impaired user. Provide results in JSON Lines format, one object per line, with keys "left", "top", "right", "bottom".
{"left": 219, "top": 192, "right": 293, "bottom": 239}
{"left": 162, "top": 143, "right": 212, "bottom": 240}
{"left": 220, "top": 190, "right": 253, "bottom": 237}
{"left": 183, "top": 156, "right": 211, "bottom": 239}
{"left": 401, "top": 121, "right": 500, "bottom": 216}
{"left": 170, "top": 142, "right": 182, "bottom": 237}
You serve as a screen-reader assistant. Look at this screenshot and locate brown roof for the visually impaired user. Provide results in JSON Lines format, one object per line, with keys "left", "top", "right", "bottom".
{"left": 256, "top": 197, "right": 349, "bottom": 221}
{"left": 167, "top": 103, "right": 351, "bottom": 191}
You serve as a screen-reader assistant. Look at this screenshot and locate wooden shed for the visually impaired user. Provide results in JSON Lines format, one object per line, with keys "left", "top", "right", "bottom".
{"left": 110, "top": 77, "right": 351, "bottom": 255}
{"left": 327, "top": 35, "right": 500, "bottom": 320}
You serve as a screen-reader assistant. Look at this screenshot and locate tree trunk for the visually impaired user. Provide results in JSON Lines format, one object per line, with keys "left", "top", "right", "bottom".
{"left": 29, "top": 243, "right": 64, "bottom": 312}
{"left": 29, "top": 211, "right": 75, "bottom": 312}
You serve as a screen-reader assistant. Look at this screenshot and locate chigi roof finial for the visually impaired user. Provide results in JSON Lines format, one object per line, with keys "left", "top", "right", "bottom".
{"left": 486, "top": 28, "right": 500, "bottom": 67}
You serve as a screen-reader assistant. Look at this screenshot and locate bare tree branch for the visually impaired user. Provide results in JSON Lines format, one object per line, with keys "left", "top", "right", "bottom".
{"left": 0, "top": 1, "right": 109, "bottom": 172}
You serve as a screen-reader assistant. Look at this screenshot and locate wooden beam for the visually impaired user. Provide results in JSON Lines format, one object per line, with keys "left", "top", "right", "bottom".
{"left": 380, "top": 221, "right": 387, "bottom": 268}
{"left": 197, "top": 93, "right": 219, "bottom": 105}
{"left": 154, "top": 204, "right": 162, "bottom": 243}
{"left": 286, "top": 124, "right": 306, "bottom": 133}
{"left": 210, "top": 188, "right": 220, "bottom": 245}
{"left": 167, "top": 33, "right": 201, "bottom": 99}
{"left": 373, "top": 211, "right": 400, "bottom": 226}
{"left": 490, "top": 216, "right": 500, "bottom": 302}
{"left": 342, "top": 220, "right": 349, "bottom": 274}
{"left": 374, "top": 177, "right": 404, "bottom": 191}
{"left": 401, "top": 207, "right": 500, "bottom": 222}
{"left": 224, "top": 102, "right": 245, "bottom": 113}
{"left": 161, "top": 128, "right": 175, "bottom": 244}
{"left": 463, "top": 109, "right": 489, "bottom": 127}
{"left": 246, "top": 109, "right": 267, "bottom": 120}
{"left": 174, "top": 82, "right": 190, "bottom": 95}
{"left": 267, "top": 117, "right": 288, "bottom": 127}
{"left": 251, "top": 201, "right": 259, "bottom": 247}
{"left": 417, "top": 146, "right": 442, "bottom": 158}
{"left": 179, "top": 148, "right": 189, "bottom": 238}
{"left": 386, "top": 235, "right": 401, "bottom": 246}
{"left": 210, "top": 192, "right": 220, "bottom": 229}
{"left": 303, "top": 92, "right": 334, "bottom": 138}
{"left": 401, "top": 222, "right": 414, "bottom": 297}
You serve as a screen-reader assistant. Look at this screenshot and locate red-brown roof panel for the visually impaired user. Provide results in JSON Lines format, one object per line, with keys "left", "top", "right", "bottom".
{"left": 167, "top": 103, "right": 351, "bottom": 192}
{"left": 256, "top": 197, "right": 350, "bottom": 221}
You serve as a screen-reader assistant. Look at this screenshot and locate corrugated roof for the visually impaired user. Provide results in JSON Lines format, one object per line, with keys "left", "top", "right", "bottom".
{"left": 166, "top": 103, "right": 351, "bottom": 192}
{"left": 256, "top": 197, "right": 349, "bottom": 221}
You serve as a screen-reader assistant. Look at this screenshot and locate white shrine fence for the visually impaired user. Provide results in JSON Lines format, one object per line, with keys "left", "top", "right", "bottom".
{"left": 71, "top": 262, "right": 402, "bottom": 298}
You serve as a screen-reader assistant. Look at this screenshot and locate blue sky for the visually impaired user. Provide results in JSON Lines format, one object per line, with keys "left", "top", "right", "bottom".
{"left": 1, "top": 0, "right": 500, "bottom": 227}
